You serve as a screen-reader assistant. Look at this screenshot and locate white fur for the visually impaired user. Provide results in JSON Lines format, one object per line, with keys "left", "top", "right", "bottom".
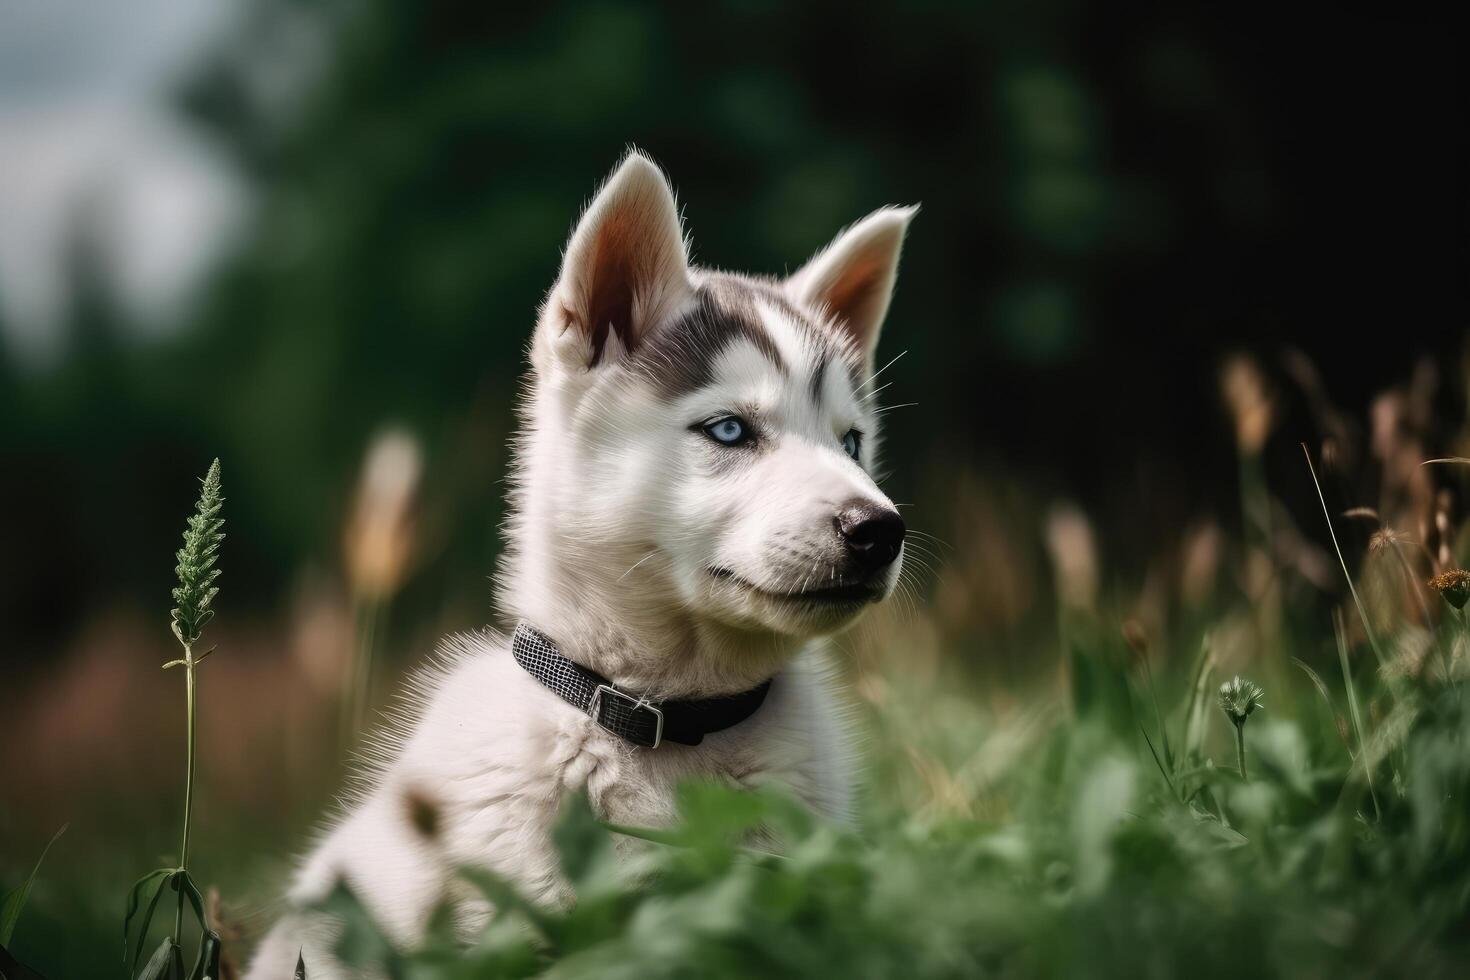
{"left": 246, "top": 151, "right": 912, "bottom": 979}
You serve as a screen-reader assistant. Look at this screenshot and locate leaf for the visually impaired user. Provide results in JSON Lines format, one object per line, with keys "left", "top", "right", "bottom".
{"left": 123, "top": 869, "right": 173, "bottom": 962}
{"left": 1181, "top": 637, "right": 1216, "bottom": 760}
{"left": 0, "top": 823, "right": 66, "bottom": 946}
{"left": 600, "top": 822, "right": 684, "bottom": 847}
{"left": 1291, "top": 657, "right": 1352, "bottom": 756}
{"left": 675, "top": 782, "right": 770, "bottom": 843}
{"left": 552, "top": 791, "right": 609, "bottom": 883}
{"left": 316, "top": 881, "right": 401, "bottom": 975}
{"left": 135, "top": 937, "right": 183, "bottom": 980}
{"left": 188, "top": 929, "right": 221, "bottom": 980}
{"left": 457, "top": 868, "right": 558, "bottom": 943}
{"left": 0, "top": 943, "right": 48, "bottom": 980}
{"left": 1290, "top": 657, "right": 1333, "bottom": 712}
{"left": 129, "top": 871, "right": 176, "bottom": 976}
{"left": 1138, "top": 723, "right": 1177, "bottom": 798}
{"left": 1335, "top": 609, "right": 1379, "bottom": 822}
{"left": 174, "top": 872, "right": 208, "bottom": 934}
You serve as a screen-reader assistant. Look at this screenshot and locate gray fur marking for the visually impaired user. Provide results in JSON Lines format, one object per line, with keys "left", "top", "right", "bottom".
{"left": 634, "top": 274, "right": 858, "bottom": 401}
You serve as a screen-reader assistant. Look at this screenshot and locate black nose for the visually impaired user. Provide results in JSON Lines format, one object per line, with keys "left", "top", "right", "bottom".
{"left": 836, "top": 501, "right": 906, "bottom": 571}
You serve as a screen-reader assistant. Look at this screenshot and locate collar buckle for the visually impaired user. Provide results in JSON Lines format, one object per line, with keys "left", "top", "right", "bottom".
{"left": 589, "top": 683, "right": 665, "bottom": 749}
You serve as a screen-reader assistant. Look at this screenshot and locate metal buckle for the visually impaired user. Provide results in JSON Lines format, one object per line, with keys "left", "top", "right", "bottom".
{"left": 589, "top": 683, "right": 664, "bottom": 749}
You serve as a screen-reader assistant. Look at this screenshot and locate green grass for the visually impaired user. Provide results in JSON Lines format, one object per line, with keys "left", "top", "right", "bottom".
{"left": 306, "top": 609, "right": 1469, "bottom": 979}
{"left": 6, "top": 445, "right": 1470, "bottom": 980}
{"left": 8, "top": 541, "right": 1470, "bottom": 979}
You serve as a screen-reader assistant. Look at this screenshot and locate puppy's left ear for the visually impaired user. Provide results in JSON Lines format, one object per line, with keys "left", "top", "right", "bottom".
{"left": 547, "top": 151, "right": 692, "bottom": 369}
{"left": 786, "top": 206, "right": 916, "bottom": 372}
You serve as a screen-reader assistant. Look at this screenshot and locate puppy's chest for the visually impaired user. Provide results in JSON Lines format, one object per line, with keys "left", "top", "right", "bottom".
{"left": 580, "top": 730, "right": 795, "bottom": 830}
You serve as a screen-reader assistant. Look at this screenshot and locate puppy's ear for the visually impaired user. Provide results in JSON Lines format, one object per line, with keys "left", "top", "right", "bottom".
{"left": 546, "top": 151, "right": 691, "bottom": 369}
{"left": 786, "top": 206, "right": 916, "bottom": 372}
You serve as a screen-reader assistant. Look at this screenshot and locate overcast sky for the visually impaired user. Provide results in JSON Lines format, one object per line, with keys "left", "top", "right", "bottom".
{"left": 0, "top": 0, "right": 244, "bottom": 366}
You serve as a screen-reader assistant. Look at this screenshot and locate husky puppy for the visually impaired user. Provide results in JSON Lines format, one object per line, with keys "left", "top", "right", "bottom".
{"left": 247, "top": 151, "right": 913, "bottom": 978}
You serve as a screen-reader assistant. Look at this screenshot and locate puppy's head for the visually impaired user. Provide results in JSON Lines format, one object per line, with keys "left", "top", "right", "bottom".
{"left": 531, "top": 151, "right": 914, "bottom": 639}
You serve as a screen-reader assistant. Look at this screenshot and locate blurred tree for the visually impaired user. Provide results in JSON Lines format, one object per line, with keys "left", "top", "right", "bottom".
{"left": 0, "top": 0, "right": 1461, "bottom": 660}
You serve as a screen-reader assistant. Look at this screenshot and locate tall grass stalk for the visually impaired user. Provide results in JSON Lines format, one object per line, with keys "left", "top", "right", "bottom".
{"left": 1301, "top": 444, "right": 1389, "bottom": 670}
{"left": 1333, "top": 609, "right": 1380, "bottom": 821}
{"left": 173, "top": 649, "right": 196, "bottom": 945}
{"left": 343, "top": 598, "right": 383, "bottom": 746}
{"left": 164, "top": 460, "right": 223, "bottom": 948}
{"left": 339, "top": 429, "right": 421, "bottom": 747}
{"left": 125, "top": 459, "right": 225, "bottom": 977}
{"left": 1457, "top": 606, "right": 1469, "bottom": 664}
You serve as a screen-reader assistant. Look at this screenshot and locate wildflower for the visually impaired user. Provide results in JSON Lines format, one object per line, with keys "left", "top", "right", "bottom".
{"left": 1428, "top": 569, "right": 1470, "bottom": 610}
{"left": 1218, "top": 675, "right": 1265, "bottom": 725}
{"left": 1218, "top": 675, "right": 1264, "bottom": 781}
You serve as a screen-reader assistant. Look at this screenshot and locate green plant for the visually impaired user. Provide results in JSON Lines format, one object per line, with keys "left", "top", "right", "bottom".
{"left": 124, "top": 459, "right": 225, "bottom": 979}
{"left": 0, "top": 825, "right": 66, "bottom": 949}
{"left": 0, "top": 824, "right": 67, "bottom": 978}
{"left": 1216, "top": 675, "right": 1264, "bottom": 779}
{"left": 310, "top": 668, "right": 1470, "bottom": 979}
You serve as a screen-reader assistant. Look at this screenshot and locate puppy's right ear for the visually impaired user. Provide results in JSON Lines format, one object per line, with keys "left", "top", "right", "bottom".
{"left": 543, "top": 151, "right": 691, "bottom": 370}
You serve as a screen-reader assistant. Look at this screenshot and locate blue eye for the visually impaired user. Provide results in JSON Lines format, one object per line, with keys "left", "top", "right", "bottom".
{"left": 704, "top": 416, "right": 750, "bottom": 446}
{"left": 843, "top": 429, "right": 862, "bottom": 460}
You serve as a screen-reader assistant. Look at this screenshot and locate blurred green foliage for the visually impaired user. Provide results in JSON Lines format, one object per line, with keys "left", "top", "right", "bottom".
{"left": 5, "top": 0, "right": 1459, "bottom": 656}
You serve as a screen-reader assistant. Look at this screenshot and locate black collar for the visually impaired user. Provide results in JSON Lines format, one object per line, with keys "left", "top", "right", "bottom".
{"left": 511, "top": 622, "right": 772, "bottom": 748}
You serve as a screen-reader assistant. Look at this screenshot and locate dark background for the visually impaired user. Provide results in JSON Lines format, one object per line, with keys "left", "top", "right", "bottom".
{"left": 2, "top": 2, "right": 1463, "bottom": 670}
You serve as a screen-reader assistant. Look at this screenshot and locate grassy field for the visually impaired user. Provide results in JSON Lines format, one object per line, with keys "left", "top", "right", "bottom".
{"left": 4, "top": 371, "right": 1470, "bottom": 979}
{"left": 307, "top": 611, "right": 1470, "bottom": 979}
{"left": 12, "top": 576, "right": 1470, "bottom": 978}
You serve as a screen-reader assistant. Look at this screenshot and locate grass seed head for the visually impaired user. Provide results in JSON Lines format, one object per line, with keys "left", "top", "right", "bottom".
{"left": 171, "top": 458, "right": 225, "bottom": 646}
{"left": 1220, "top": 355, "right": 1274, "bottom": 455}
{"left": 1367, "top": 526, "right": 1409, "bottom": 554}
{"left": 345, "top": 429, "right": 422, "bottom": 600}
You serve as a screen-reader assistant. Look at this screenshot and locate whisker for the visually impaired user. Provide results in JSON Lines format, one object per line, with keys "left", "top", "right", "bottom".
{"left": 857, "top": 350, "right": 908, "bottom": 393}
{"left": 860, "top": 381, "right": 895, "bottom": 402}
{"left": 906, "top": 529, "right": 954, "bottom": 551}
